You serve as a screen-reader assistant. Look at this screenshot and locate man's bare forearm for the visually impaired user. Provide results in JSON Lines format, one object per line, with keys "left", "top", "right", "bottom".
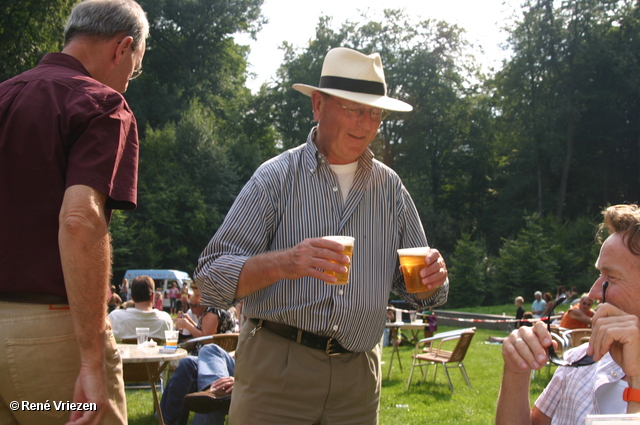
{"left": 234, "top": 237, "right": 348, "bottom": 299}
{"left": 496, "top": 367, "right": 534, "bottom": 425}
{"left": 235, "top": 250, "right": 290, "bottom": 299}
{"left": 59, "top": 185, "right": 110, "bottom": 364}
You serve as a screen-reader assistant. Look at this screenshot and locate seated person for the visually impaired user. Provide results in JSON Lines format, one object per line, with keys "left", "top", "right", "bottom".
{"left": 160, "top": 336, "right": 235, "bottom": 425}
{"left": 540, "top": 292, "right": 555, "bottom": 319}
{"left": 108, "top": 275, "right": 173, "bottom": 341}
{"left": 559, "top": 294, "right": 594, "bottom": 329}
{"left": 174, "top": 293, "right": 235, "bottom": 339}
{"left": 531, "top": 291, "right": 546, "bottom": 318}
{"left": 496, "top": 204, "right": 640, "bottom": 424}
{"left": 178, "top": 293, "right": 203, "bottom": 342}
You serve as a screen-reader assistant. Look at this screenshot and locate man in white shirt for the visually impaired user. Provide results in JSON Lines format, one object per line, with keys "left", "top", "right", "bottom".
{"left": 531, "top": 291, "right": 546, "bottom": 318}
{"left": 109, "top": 275, "right": 173, "bottom": 340}
{"left": 496, "top": 204, "right": 640, "bottom": 425}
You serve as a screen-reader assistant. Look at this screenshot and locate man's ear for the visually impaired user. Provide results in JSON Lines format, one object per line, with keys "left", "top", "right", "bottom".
{"left": 311, "top": 91, "right": 324, "bottom": 122}
{"left": 114, "top": 36, "right": 133, "bottom": 66}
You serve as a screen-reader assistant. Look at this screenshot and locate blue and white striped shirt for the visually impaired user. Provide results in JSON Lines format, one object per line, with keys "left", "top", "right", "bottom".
{"left": 195, "top": 128, "right": 448, "bottom": 352}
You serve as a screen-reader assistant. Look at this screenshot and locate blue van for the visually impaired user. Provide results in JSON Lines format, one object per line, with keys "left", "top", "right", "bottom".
{"left": 123, "top": 269, "right": 194, "bottom": 310}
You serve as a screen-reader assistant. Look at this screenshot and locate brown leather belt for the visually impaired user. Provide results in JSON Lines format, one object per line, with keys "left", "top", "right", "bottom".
{"left": 0, "top": 293, "right": 68, "bottom": 305}
{"left": 249, "top": 318, "right": 351, "bottom": 356}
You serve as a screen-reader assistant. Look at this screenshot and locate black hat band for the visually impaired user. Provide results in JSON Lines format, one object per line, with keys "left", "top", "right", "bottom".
{"left": 319, "top": 76, "right": 386, "bottom": 96}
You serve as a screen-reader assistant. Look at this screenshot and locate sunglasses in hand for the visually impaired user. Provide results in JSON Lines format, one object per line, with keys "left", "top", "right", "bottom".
{"left": 546, "top": 281, "right": 607, "bottom": 367}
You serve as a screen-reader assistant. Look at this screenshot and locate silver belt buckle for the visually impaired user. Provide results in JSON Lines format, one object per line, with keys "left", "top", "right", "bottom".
{"left": 325, "top": 338, "right": 341, "bottom": 356}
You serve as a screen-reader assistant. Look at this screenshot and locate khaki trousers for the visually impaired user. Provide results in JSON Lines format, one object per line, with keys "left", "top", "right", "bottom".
{"left": 0, "top": 301, "right": 126, "bottom": 425}
{"left": 229, "top": 322, "right": 381, "bottom": 425}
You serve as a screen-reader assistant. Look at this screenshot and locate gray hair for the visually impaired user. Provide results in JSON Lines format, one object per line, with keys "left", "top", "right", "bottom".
{"left": 64, "top": 0, "right": 149, "bottom": 50}
{"left": 534, "top": 291, "right": 542, "bottom": 297}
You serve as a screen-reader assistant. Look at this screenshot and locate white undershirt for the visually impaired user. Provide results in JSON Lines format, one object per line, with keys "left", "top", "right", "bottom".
{"left": 329, "top": 162, "right": 358, "bottom": 204}
{"left": 595, "top": 378, "right": 628, "bottom": 414}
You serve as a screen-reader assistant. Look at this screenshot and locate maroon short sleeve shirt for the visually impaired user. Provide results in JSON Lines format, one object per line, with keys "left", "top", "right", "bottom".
{"left": 0, "top": 53, "right": 139, "bottom": 297}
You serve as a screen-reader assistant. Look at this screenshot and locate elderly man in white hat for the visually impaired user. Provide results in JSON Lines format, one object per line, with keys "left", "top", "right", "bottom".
{"left": 194, "top": 47, "right": 449, "bottom": 424}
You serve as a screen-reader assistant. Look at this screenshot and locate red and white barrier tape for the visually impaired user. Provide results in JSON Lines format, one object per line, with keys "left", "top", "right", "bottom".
{"left": 388, "top": 306, "right": 561, "bottom": 324}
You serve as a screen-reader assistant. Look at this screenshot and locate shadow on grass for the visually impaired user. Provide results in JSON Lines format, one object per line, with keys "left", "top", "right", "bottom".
{"left": 405, "top": 381, "right": 455, "bottom": 401}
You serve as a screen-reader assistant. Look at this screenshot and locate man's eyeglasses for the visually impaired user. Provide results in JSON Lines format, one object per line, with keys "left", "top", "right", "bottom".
{"left": 324, "top": 94, "right": 390, "bottom": 122}
{"left": 130, "top": 68, "right": 143, "bottom": 80}
{"left": 547, "top": 281, "right": 607, "bottom": 367}
{"left": 116, "top": 39, "right": 143, "bottom": 81}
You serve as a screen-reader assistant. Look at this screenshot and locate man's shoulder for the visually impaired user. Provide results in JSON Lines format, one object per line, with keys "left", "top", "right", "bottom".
{"left": 370, "top": 157, "right": 402, "bottom": 180}
{"left": 246, "top": 145, "right": 307, "bottom": 195}
{"left": 154, "top": 310, "right": 173, "bottom": 321}
{"left": 107, "top": 308, "right": 131, "bottom": 321}
{"left": 254, "top": 144, "right": 305, "bottom": 175}
{"left": 15, "top": 53, "right": 126, "bottom": 108}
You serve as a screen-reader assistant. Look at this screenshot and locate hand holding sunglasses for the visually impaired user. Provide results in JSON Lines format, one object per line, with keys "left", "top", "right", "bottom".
{"left": 546, "top": 281, "right": 608, "bottom": 367}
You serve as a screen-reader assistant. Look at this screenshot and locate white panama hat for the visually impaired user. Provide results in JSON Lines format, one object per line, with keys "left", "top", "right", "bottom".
{"left": 292, "top": 47, "right": 413, "bottom": 112}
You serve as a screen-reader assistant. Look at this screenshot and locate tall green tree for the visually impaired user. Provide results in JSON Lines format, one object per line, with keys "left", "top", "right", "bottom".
{"left": 0, "top": 0, "right": 76, "bottom": 81}
{"left": 447, "top": 234, "right": 489, "bottom": 308}
{"left": 494, "top": 0, "right": 636, "bottom": 222}
{"left": 111, "top": 102, "right": 240, "bottom": 277}
{"left": 491, "top": 216, "right": 561, "bottom": 304}
{"left": 126, "top": 0, "right": 265, "bottom": 134}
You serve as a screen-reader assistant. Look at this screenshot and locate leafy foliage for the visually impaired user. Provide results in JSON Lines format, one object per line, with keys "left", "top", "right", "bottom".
{"left": 0, "top": 0, "right": 76, "bottom": 80}
{"left": 126, "top": 0, "right": 265, "bottom": 135}
{"left": 488, "top": 214, "right": 599, "bottom": 305}
{"left": 447, "top": 234, "right": 489, "bottom": 308}
{"left": 112, "top": 102, "right": 239, "bottom": 277}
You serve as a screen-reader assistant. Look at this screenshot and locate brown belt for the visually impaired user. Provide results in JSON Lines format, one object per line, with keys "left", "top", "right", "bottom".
{"left": 0, "top": 293, "right": 68, "bottom": 305}
{"left": 249, "top": 318, "right": 351, "bottom": 356}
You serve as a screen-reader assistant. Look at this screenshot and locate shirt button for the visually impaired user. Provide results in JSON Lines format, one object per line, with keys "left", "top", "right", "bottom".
{"left": 339, "top": 290, "right": 344, "bottom": 295}
{"left": 612, "top": 371, "right": 619, "bottom": 378}
{"left": 333, "top": 325, "right": 339, "bottom": 331}
{"left": 333, "top": 187, "right": 338, "bottom": 192}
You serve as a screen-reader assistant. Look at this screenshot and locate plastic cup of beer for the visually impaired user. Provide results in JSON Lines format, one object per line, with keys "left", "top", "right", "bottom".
{"left": 136, "top": 327, "right": 149, "bottom": 350}
{"left": 397, "top": 247, "right": 438, "bottom": 297}
{"left": 322, "top": 235, "right": 355, "bottom": 284}
{"left": 164, "top": 330, "right": 179, "bottom": 349}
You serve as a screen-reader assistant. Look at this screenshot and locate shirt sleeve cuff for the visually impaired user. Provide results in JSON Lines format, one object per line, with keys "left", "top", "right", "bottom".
{"left": 197, "top": 255, "right": 249, "bottom": 309}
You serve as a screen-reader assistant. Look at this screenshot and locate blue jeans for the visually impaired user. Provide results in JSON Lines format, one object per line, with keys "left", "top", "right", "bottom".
{"left": 160, "top": 343, "right": 235, "bottom": 425}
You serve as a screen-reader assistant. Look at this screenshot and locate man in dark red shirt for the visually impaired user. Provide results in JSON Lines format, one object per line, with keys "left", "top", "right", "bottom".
{"left": 0, "top": 1, "right": 148, "bottom": 424}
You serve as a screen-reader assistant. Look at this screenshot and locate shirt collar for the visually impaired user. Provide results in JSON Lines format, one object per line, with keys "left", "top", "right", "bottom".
{"left": 40, "top": 52, "right": 92, "bottom": 78}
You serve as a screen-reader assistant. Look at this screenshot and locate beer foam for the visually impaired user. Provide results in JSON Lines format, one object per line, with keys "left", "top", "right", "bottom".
{"left": 323, "top": 235, "right": 355, "bottom": 246}
{"left": 397, "top": 247, "right": 430, "bottom": 256}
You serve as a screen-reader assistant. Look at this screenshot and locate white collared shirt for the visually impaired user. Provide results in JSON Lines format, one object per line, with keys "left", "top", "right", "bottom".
{"left": 535, "top": 344, "right": 627, "bottom": 424}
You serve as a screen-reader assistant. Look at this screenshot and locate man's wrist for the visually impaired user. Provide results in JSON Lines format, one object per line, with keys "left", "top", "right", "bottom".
{"left": 626, "top": 376, "right": 640, "bottom": 389}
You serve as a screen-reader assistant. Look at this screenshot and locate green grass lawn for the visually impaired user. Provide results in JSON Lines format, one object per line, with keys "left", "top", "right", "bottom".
{"left": 126, "top": 326, "right": 554, "bottom": 424}
{"left": 378, "top": 326, "right": 553, "bottom": 424}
